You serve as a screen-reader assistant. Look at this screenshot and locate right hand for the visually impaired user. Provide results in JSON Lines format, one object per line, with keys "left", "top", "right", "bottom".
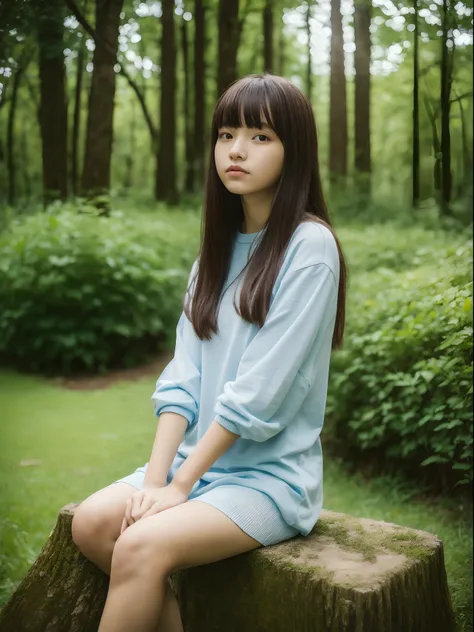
{"left": 120, "top": 484, "right": 166, "bottom": 535}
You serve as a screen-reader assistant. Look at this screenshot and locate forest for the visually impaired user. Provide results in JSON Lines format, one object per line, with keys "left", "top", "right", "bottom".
{"left": 0, "top": 0, "right": 472, "bottom": 215}
{"left": 0, "top": 0, "right": 472, "bottom": 630}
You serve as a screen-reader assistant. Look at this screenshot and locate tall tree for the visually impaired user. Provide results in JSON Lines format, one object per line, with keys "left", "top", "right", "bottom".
{"left": 7, "top": 52, "right": 31, "bottom": 205}
{"left": 155, "top": 0, "right": 178, "bottom": 203}
{"left": 217, "top": 0, "right": 240, "bottom": 96}
{"left": 277, "top": 11, "right": 285, "bottom": 76}
{"left": 37, "top": 1, "right": 68, "bottom": 203}
{"left": 412, "top": 0, "right": 420, "bottom": 207}
{"left": 329, "top": 0, "right": 348, "bottom": 182}
{"left": 81, "top": 0, "right": 123, "bottom": 198}
{"left": 193, "top": 0, "right": 206, "bottom": 190}
{"left": 305, "top": 0, "right": 312, "bottom": 100}
{"left": 263, "top": 0, "right": 274, "bottom": 73}
{"left": 354, "top": 0, "right": 372, "bottom": 197}
{"left": 440, "top": 0, "right": 454, "bottom": 213}
{"left": 181, "top": 15, "right": 194, "bottom": 193}
{"left": 71, "top": 3, "right": 88, "bottom": 196}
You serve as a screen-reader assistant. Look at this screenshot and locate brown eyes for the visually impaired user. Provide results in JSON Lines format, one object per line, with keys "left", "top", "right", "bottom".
{"left": 217, "top": 132, "right": 271, "bottom": 142}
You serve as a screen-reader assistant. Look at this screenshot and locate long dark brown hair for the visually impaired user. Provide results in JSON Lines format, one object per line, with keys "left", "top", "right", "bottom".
{"left": 184, "top": 73, "right": 347, "bottom": 350}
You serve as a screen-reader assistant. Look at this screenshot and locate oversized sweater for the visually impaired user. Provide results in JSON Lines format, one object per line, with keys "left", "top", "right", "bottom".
{"left": 151, "top": 220, "right": 340, "bottom": 536}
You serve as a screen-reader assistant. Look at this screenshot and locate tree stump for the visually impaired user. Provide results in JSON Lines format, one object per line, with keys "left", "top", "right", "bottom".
{"left": 0, "top": 503, "right": 455, "bottom": 631}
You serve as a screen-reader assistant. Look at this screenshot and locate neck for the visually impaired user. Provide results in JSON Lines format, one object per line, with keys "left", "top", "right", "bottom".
{"left": 240, "top": 189, "right": 274, "bottom": 233}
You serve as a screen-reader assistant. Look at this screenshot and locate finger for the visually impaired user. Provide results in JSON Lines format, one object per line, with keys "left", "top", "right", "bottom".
{"left": 142, "top": 503, "right": 160, "bottom": 520}
{"left": 120, "top": 515, "right": 127, "bottom": 535}
{"left": 131, "top": 491, "right": 145, "bottom": 521}
{"left": 124, "top": 497, "right": 133, "bottom": 525}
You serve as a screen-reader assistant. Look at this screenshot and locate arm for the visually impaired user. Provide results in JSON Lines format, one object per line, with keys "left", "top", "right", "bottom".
{"left": 145, "top": 260, "right": 201, "bottom": 486}
{"left": 214, "top": 263, "right": 338, "bottom": 442}
{"left": 172, "top": 421, "right": 239, "bottom": 494}
{"left": 171, "top": 263, "right": 338, "bottom": 494}
{"left": 144, "top": 412, "right": 188, "bottom": 487}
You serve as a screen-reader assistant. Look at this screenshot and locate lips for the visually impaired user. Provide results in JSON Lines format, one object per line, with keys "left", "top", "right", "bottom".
{"left": 226, "top": 166, "right": 249, "bottom": 173}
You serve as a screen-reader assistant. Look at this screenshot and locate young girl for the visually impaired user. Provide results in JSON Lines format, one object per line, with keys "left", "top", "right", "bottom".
{"left": 72, "top": 73, "right": 347, "bottom": 632}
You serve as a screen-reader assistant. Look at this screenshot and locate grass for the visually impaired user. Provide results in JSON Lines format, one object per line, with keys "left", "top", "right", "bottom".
{"left": 0, "top": 369, "right": 472, "bottom": 630}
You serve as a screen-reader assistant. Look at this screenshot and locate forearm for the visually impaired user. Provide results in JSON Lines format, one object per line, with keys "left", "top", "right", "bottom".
{"left": 172, "top": 420, "right": 239, "bottom": 494}
{"left": 144, "top": 412, "right": 188, "bottom": 487}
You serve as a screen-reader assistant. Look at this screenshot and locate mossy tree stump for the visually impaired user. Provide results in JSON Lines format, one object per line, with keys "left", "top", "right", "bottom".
{"left": 0, "top": 503, "right": 455, "bottom": 631}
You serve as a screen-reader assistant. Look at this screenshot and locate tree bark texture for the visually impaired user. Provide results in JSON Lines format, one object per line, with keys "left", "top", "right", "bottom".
{"left": 305, "top": 0, "right": 312, "bottom": 101}
{"left": 329, "top": 0, "right": 348, "bottom": 181}
{"left": 72, "top": 9, "right": 87, "bottom": 197}
{"left": 217, "top": 0, "right": 240, "bottom": 97}
{"left": 155, "top": 0, "right": 178, "bottom": 203}
{"left": 37, "top": 0, "right": 68, "bottom": 204}
{"left": 193, "top": 0, "right": 206, "bottom": 191}
{"left": 7, "top": 56, "right": 28, "bottom": 206}
{"left": 440, "top": 0, "right": 453, "bottom": 212}
{"left": 181, "top": 17, "right": 194, "bottom": 193}
{"left": 263, "top": 0, "right": 274, "bottom": 73}
{"left": 81, "top": 0, "right": 124, "bottom": 197}
{"left": 0, "top": 505, "right": 456, "bottom": 632}
{"left": 412, "top": 0, "right": 420, "bottom": 207}
{"left": 354, "top": 0, "right": 371, "bottom": 195}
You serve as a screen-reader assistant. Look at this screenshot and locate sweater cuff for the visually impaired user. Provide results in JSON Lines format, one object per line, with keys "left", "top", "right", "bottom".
{"left": 214, "top": 414, "right": 242, "bottom": 437}
{"left": 156, "top": 405, "right": 194, "bottom": 427}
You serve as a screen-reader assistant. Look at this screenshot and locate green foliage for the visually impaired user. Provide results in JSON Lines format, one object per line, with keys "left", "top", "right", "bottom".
{"left": 326, "top": 228, "right": 473, "bottom": 490}
{"left": 0, "top": 202, "right": 199, "bottom": 374}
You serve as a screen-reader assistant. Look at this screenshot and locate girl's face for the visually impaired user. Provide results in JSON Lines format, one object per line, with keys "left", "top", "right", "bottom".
{"left": 214, "top": 122, "right": 284, "bottom": 198}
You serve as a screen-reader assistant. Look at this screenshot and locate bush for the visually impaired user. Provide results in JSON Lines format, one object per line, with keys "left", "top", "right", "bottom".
{"left": 0, "top": 204, "right": 199, "bottom": 374}
{"left": 326, "top": 236, "right": 473, "bottom": 491}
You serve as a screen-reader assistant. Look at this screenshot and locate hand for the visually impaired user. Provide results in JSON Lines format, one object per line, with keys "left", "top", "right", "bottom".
{"left": 120, "top": 483, "right": 189, "bottom": 535}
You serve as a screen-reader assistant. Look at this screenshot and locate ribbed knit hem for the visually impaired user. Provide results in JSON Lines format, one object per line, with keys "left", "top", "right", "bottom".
{"left": 189, "top": 484, "right": 299, "bottom": 547}
{"left": 214, "top": 414, "right": 241, "bottom": 437}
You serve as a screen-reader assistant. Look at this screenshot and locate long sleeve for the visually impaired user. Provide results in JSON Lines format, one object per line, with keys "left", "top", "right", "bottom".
{"left": 214, "top": 262, "right": 338, "bottom": 442}
{"left": 151, "top": 261, "right": 201, "bottom": 429}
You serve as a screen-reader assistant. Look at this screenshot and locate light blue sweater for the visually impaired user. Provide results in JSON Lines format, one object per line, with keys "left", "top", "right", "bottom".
{"left": 151, "top": 220, "right": 340, "bottom": 536}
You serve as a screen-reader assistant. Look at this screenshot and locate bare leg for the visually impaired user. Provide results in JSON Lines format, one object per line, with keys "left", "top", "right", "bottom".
{"left": 91, "top": 539, "right": 183, "bottom": 632}
{"left": 72, "top": 483, "right": 184, "bottom": 632}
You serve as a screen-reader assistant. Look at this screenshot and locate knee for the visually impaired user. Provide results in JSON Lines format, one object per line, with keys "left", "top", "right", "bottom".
{"left": 112, "top": 526, "right": 172, "bottom": 578}
{"left": 71, "top": 503, "right": 109, "bottom": 553}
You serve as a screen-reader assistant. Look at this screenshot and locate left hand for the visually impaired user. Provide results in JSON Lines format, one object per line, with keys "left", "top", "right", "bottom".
{"left": 120, "top": 482, "right": 190, "bottom": 534}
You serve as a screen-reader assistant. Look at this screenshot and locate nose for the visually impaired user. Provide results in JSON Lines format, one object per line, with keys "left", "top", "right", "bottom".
{"left": 229, "top": 136, "right": 247, "bottom": 161}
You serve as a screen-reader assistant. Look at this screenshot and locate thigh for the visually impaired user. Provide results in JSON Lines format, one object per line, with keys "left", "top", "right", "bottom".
{"left": 114, "top": 498, "right": 262, "bottom": 577}
{"left": 73, "top": 482, "right": 136, "bottom": 542}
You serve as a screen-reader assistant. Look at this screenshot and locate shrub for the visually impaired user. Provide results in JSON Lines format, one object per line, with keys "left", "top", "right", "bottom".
{"left": 0, "top": 204, "right": 198, "bottom": 374}
{"left": 325, "top": 237, "right": 473, "bottom": 490}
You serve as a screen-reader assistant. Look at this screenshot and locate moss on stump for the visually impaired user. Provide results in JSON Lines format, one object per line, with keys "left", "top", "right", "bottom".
{"left": 0, "top": 505, "right": 455, "bottom": 631}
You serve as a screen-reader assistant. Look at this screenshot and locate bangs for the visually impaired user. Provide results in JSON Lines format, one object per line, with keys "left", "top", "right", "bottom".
{"left": 214, "top": 78, "right": 276, "bottom": 132}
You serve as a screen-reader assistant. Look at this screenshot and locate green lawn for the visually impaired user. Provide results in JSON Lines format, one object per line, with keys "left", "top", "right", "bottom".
{"left": 0, "top": 369, "right": 472, "bottom": 630}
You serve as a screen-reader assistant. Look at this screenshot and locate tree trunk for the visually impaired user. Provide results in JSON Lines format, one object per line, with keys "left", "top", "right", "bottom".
{"left": 423, "top": 94, "right": 442, "bottom": 193}
{"left": 71, "top": 1, "right": 88, "bottom": 197}
{"left": 263, "top": 0, "right": 274, "bottom": 73}
{"left": 21, "top": 128, "right": 32, "bottom": 198}
{"left": 193, "top": 0, "right": 206, "bottom": 191}
{"left": 329, "top": 0, "right": 348, "bottom": 182}
{"left": 354, "top": 0, "right": 371, "bottom": 197}
{"left": 81, "top": 0, "right": 124, "bottom": 199}
{"left": 7, "top": 58, "right": 28, "bottom": 206}
{"left": 440, "top": 0, "right": 453, "bottom": 214}
{"left": 305, "top": 0, "right": 312, "bottom": 101}
{"left": 155, "top": 0, "right": 178, "bottom": 203}
{"left": 217, "top": 0, "right": 240, "bottom": 97}
{"left": 37, "top": 0, "right": 68, "bottom": 205}
{"left": 181, "top": 15, "right": 194, "bottom": 193}
{"left": 0, "top": 505, "right": 456, "bottom": 631}
{"left": 277, "top": 15, "right": 285, "bottom": 76}
{"left": 123, "top": 97, "right": 136, "bottom": 190}
{"left": 412, "top": 0, "right": 420, "bottom": 207}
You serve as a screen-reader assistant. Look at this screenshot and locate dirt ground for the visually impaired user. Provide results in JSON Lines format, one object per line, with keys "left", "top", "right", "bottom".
{"left": 49, "top": 349, "right": 175, "bottom": 391}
